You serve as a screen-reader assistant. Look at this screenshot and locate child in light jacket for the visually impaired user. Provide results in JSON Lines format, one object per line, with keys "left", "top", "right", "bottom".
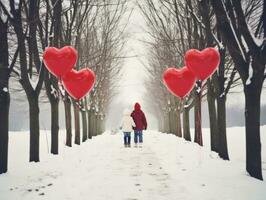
{"left": 121, "top": 109, "right": 136, "bottom": 147}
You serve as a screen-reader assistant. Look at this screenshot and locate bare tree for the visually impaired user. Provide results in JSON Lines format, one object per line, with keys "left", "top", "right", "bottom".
{"left": 4, "top": 0, "right": 46, "bottom": 162}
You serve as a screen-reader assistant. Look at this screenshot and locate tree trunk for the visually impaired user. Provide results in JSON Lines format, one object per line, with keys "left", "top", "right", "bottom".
{"left": 168, "top": 110, "right": 173, "bottom": 134}
{"left": 87, "top": 110, "right": 92, "bottom": 139}
{"left": 45, "top": 71, "right": 60, "bottom": 154}
{"left": 168, "top": 110, "right": 172, "bottom": 134}
{"left": 194, "top": 82, "right": 203, "bottom": 146}
{"left": 82, "top": 110, "right": 87, "bottom": 142}
{"left": 91, "top": 112, "right": 96, "bottom": 137}
{"left": 176, "top": 110, "right": 182, "bottom": 137}
{"left": 172, "top": 111, "right": 177, "bottom": 135}
{"left": 216, "top": 47, "right": 229, "bottom": 160}
{"left": 164, "top": 114, "right": 170, "bottom": 133}
{"left": 101, "top": 117, "right": 105, "bottom": 133}
{"left": 50, "top": 100, "right": 59, "bottom": 154}
{"left": 0, "top": 18, "right": 10, "bottom": 174}
{"left": 29, "top": 96, "right": 40, "bottom": 162}
{"left": 244, "top": 84, "right": 263, "bottom": 180}
{"left": 158, "top": 116, "right": 163, "bottom": 132}
{"left": 207, "top": 80, "right": 219, "bottom": 152}
{"left": 183, "top": 107, "right": 191, "bottom": 141}
{"left": 73, "top": 101, "right": 80, "bottom": 145}
{"left": 96, "top": 115, "right": 100, "bottom": 135}
{"left": 90, "top": 112, "right": 94, "bottom": 137}
{"left": 95, "top": 114, "right": 98, "bottom": 136}
{"left": 97, "top": 116, "right": 100, "bottom": 135}
{"left": 47, "top": 0, "right": 62, "bottom": 154}
{"left": 217, "top": 96, "right": 229, "bottom": 160}
{"left": 64, "top": 97, "right": 72, "bottom": 147}
{"left": 0, "top": 69, "right": 10, "bottom": 173}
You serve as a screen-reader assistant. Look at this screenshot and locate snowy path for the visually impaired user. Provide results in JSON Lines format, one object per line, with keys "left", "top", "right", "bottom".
{"left": 1, "top": 129, "right": 266, "bottom": 200}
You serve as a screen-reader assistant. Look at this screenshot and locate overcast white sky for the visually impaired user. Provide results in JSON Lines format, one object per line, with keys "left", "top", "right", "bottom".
{"left": 117, "top": 1, "right": 147, "bottom": 105}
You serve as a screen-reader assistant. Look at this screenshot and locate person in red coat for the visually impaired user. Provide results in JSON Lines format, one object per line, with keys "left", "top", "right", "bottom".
{"left": 131, "top": 103, "right": 147, "bottom": 147}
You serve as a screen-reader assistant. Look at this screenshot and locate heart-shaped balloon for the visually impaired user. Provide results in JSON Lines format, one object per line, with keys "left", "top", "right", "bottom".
{"left": 185, "top": 47, "right": 220, "bottom": 81}
{"left": 62, "top": 68, "right": 95, "bottom": 100}
{"left": 43, "top": 46, "right": 78, "bottom": 78}
{"left": 163, "top": 67, "right": 196, "bottom": 98}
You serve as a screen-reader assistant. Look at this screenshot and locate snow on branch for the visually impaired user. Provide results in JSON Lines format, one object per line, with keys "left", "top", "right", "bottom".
{"left": 14, "top": 0, "right": 19, "bottom": 10}
{"left": 219, "top": 92, "right": 225, "bottom": 98}
{"left": 247, "top": 24, "right": 265, "bottom": 47}
{"left": 241, "top": 35, "right": 249, "bottom": 53}
{"left": 245, "top": 57, "right": 253, "bottom": 85}
{"left": 0, "top": 0, "right": 14, "bottom": 20}
{"left": 0, "top": 6, "right": 7, "bottom": 22}
{"left": 0, "top": 0, "right": 20, "bottom": 23}
{"left": 58, "top": 83, "right": 66, "bottom": 97}
{"left": 50, "top": 84, "right": 58, "bottom": 98}
{"left": 187, "top": 7, "right": 224, "bottom": 50}
{"left": 221, "top": 0, "right": 246, "bottom": 62}
{"left": 2, "top": 87, "right": 8, "bottom": 92}
{"left": 28, "top": 74, "right": 39, "bottom": 90}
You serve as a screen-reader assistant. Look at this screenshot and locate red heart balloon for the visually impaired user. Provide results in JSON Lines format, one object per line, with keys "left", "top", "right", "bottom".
{"left": 163, "top": 67, "right": 196, "bottom": 98}
{"left": 185, "top": 47, "right": 220, "bottom": 81}
{"left": 62, "top": 68, "right": 95, "bottom": 100}
{"left": 43, "top": 46, "right": 78, "bottom": 78}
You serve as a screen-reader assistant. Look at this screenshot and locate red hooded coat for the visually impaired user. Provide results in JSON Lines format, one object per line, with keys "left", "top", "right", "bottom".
{"left": 131, "top": 103, "right": 147, "bottom": 131}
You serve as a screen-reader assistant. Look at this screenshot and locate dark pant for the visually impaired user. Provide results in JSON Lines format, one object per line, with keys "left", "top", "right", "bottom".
{"left": 123, "top": 132, "right": 131, "bottom": 145}
{"left": 134, "top": 130, "right": 143, "bottom": 143}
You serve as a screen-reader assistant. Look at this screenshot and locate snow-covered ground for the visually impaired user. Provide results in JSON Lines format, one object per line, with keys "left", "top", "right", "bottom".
{"left": 1, "top": 126, "right": 266, "bottom": 200}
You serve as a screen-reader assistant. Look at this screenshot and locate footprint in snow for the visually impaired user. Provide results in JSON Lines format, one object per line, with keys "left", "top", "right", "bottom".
{"left": 10, "top": 187, "right": 18, "bottom": 191}
{"left": 9, "top": 187, "right": 18, "bottom": 191}
{"left": 131, "top": 173, "right": 140, "bottom": 177}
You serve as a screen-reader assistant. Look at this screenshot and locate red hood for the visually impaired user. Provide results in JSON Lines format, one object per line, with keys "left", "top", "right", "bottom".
{"left": 134, "top": 103, "right": 141, "bottom": 111}
{"left": 131, "top": 103, "right": 147, "bottom": 131}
